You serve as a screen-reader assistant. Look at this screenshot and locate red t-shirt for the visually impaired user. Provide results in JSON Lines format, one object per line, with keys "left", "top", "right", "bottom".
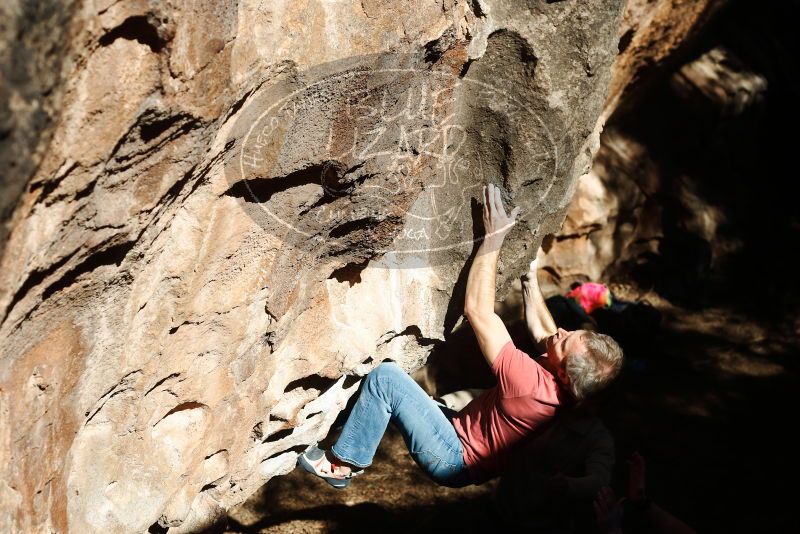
{"left": 452, "top": 340, "right": 563, "bottom": 482}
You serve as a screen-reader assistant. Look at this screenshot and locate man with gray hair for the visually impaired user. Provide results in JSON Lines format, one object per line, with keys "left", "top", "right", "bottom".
{"left": 453, "top": 182, "right": 624, "bottom": 483}
{"left": 299, "top": 183, "right": 623, "bottom": 488}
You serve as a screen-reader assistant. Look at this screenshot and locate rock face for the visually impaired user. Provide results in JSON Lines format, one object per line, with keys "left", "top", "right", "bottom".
{"left": 604, "top": 0, "right": 725, "bottom": 117}
{"left": 504, "top": 0, "right": 728, "bottom": 296}
{"left": 0, "top": 1, "right": 627, "bottom": 532}
{"left": 0, "top": 0, "right": 78, "bottom": 257}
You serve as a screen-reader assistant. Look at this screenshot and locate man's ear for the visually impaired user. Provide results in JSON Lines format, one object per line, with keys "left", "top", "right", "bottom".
{"left": 557, "top": 367, "right": 570, "bottom": 385}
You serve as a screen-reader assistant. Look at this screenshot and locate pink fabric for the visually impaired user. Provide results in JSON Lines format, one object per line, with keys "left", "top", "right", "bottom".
{"left": 566, "top": 282, "right": 611, "bottom": 314}
{"left": 452, "top": 341, "right": 562, "bottom": 482}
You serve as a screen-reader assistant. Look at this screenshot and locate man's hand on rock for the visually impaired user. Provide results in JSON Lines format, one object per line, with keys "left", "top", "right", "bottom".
{"left": 521, "top": 258, "right": 539, "bottom": 288}
{"left": 481, "top": 183, "right": 520, "bottom": 250}
{"left": 521, "top": 254, "right": 544, "bottom": 311}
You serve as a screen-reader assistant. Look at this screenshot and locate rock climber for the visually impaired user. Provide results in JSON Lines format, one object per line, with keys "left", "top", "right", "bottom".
{"left": 298, "top": 183, "right": 624, "bottom": 488}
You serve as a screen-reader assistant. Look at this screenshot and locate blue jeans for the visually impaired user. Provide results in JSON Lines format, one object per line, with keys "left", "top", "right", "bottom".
{"left": 331, "top": 362, "right": 473, "bottom": 488}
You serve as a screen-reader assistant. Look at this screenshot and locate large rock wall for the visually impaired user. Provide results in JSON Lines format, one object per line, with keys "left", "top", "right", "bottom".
{"left": 0, "top": 1, "right": 626, "bottom": 532}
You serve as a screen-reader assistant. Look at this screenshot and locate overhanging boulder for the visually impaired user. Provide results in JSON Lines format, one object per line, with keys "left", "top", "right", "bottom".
{"left": 0, "top": 1, "right": 626, "bottom": 531}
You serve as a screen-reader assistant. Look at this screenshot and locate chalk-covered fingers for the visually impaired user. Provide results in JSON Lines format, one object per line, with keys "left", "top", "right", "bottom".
{"left": 481, "top": 183, "right": 519, "bottom": 241}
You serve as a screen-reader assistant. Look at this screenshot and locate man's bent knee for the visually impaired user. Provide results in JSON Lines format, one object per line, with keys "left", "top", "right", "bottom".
{"left": 364, "top": 361, "right": 403, "bottom": 387}
{"left": 366, "top": 362, "right": 406, "bottom": 380}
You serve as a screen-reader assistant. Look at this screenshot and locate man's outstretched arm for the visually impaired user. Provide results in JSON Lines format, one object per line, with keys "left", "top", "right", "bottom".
{"left": 464, "top": 183, "right": 519, "bottom": 366}
{"left": 521, "top": 257, "right": 558, "bottom": 354}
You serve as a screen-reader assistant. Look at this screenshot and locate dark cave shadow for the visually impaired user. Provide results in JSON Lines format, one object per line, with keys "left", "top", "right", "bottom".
{"left": 597, "top": 307, "right": 799, "bottom": 533}
{"left": 602, "top": 1, "right": 800, "bottom": 319}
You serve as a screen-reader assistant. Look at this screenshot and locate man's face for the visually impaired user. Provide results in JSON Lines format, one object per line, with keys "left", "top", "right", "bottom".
{"left": 545, "top": 328, "right": 587, "bottom": 384}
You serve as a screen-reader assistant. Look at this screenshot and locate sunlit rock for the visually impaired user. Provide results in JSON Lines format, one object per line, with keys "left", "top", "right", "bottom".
{"left": 0, "top": 1, "right": 660, "bottom": 531}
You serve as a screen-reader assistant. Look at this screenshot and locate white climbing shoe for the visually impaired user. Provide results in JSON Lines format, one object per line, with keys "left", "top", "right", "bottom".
{"left": 298, "top": 444, "right": 363, "bottom": 489}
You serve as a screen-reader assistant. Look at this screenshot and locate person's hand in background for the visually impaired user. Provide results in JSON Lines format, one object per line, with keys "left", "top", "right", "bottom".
{"left": 628, "top": 451, "right": 647, "bottom": 504}
{"left": 594, "top": 486, "right": 624, "bottom": 534}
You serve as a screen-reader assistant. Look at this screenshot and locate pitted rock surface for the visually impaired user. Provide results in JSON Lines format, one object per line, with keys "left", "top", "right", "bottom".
{"left": 0, "top": 1, "right": 634, "bottom": 532}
